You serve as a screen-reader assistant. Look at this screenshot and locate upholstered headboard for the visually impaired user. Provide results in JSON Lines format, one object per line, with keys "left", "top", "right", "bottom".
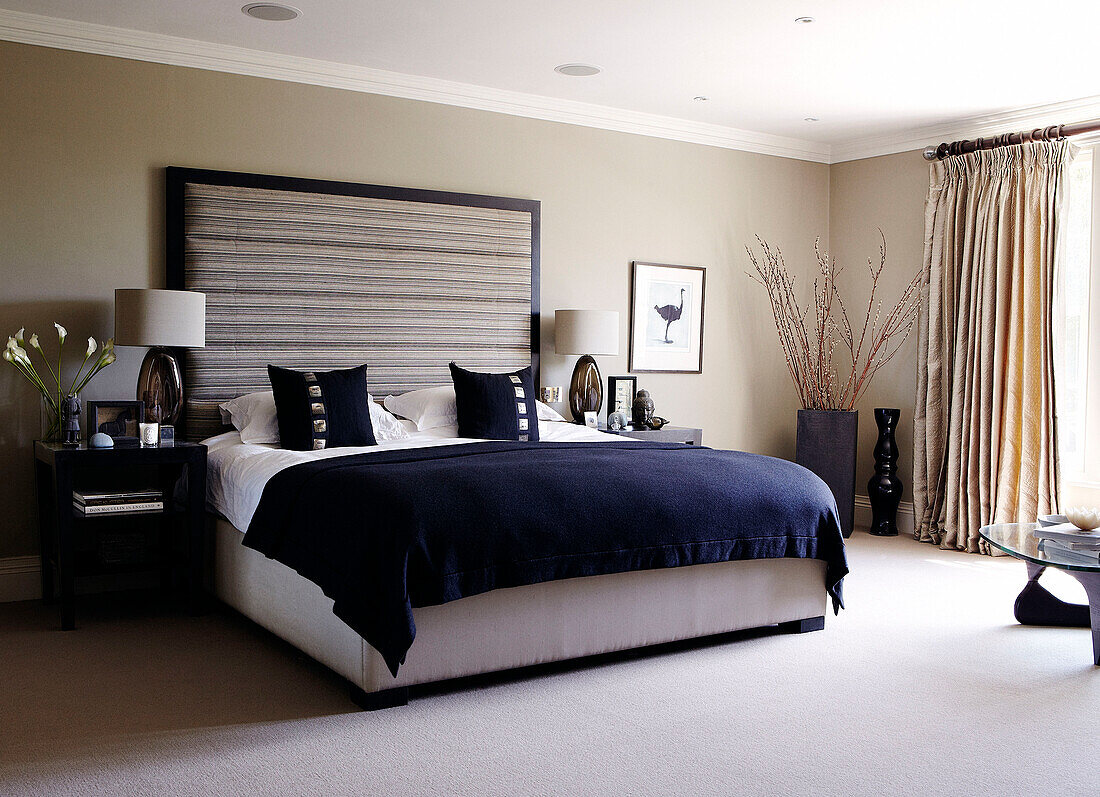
{"left": 166, "top": 168, "right": 540, "bottom": 440}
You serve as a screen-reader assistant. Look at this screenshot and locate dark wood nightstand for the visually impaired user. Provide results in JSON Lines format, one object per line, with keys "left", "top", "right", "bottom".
{"left": 33, "top": 441, "right": 207, "bottom": 630}
{"left": 602, "top": 426, "right": 703, "bottom": 445}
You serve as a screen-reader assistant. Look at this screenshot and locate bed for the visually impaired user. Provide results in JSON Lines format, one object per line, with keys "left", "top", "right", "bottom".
{"left": 166, "top": 167, "right": 847, "bottom": 708}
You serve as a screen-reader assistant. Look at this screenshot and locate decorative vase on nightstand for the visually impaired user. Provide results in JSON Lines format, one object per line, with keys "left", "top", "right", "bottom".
{"left": 5, "top": 325, "right": 115, "bottom": 444}
{"left": 42, "top": 392, "right": 82, "bottom": 445}
{"left": 867, "top": 408, "right": 902, "bottom": 536}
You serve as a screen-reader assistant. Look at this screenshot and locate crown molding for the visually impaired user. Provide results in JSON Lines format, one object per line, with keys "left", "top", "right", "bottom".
{"left": 0, "top": 8, "right": 831, "bottom": 163}
{"left": 831, "top": 94, "right": 1100, "bottom": 163}
{"left": 5, "top": 8, "right": 1097, "bottom": 166}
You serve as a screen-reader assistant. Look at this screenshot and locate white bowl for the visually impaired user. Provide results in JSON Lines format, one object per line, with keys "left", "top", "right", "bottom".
{"left": 1065, "top": 507, "right": 1100, "bottom": 531}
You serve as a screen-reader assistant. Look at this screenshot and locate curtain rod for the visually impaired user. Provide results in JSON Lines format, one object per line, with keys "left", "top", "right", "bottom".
{"left": 922, "top": 118, "right": 1100, "bottom": 160}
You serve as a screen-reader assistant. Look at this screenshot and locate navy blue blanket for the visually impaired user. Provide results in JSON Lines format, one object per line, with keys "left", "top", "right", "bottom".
{"left": 244, "top": 441, "right": 847, "bottom": 676}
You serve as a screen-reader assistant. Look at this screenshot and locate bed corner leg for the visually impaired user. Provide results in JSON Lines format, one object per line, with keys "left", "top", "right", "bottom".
{"left": 777, "top": 615, "right": 825, "bottom": 634}
{"left": 349, "top": 683, "right": 409, "bottom": 711}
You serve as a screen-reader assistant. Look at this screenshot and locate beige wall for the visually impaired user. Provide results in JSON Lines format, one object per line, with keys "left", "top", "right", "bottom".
{"left": 829, "top": 152, "right": 929, "bottom": 499}
{"left": 0, "top": 41, "right": 832, "bottom": 558}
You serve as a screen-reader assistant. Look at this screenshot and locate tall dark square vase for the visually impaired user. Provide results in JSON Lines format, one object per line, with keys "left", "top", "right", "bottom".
{"left": 796, "top": 409, "right": 858, "bottom": 538}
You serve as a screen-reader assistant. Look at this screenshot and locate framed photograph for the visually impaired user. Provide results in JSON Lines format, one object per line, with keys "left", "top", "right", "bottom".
{"left": 607, "top": 375, "right": 637, "bottom": 421}
{"left": 629, "top": 262, "right": 706, "bottom": 373}
{"left": 87, "top": 400, "right": 144, "bottom": 445}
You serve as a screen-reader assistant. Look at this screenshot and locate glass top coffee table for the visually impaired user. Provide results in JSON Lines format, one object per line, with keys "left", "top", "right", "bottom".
{"left": 979, "top": 522, "right": 1100, "bottom": 665}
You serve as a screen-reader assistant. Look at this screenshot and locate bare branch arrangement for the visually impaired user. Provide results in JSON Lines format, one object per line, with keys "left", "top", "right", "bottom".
{"left": 746, "top": 232, "right": 922, "bottom": 411}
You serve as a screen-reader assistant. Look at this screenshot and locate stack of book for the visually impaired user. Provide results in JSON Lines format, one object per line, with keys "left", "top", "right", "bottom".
{"left": 72, "top": 488, "right": 164, "bottom": 516}
{"left": 1031, "top": 522, "right": 1100, "bottom": 564}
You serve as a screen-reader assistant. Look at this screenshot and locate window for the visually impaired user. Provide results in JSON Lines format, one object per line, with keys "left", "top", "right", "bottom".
{"left": 1056, "top": 143, "right": 1100, "bottom": 505}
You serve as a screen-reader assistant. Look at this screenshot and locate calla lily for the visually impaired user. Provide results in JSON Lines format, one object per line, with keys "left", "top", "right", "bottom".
{"left": 10, "top": 344, "right": 31, "bottom": 367}
{"left": 4, "top": 322, "right": 116, "bottom": 439}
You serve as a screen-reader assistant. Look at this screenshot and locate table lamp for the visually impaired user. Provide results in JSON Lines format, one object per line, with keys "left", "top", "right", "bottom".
{"left": 554, "top": 309, "right": 619, "bottom": 422}
{"left": 115, "top": 289, "right": 206, "bottom": 425}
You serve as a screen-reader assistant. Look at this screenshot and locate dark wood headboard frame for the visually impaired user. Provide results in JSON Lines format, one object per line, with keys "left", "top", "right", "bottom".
{"left": 164, "top": 166, "right": 541, "bottom": 381}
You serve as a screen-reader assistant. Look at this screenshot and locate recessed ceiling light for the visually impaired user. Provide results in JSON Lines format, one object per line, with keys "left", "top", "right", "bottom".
{"left": 795, "top": 16, "right": 815, "bottom": 24}
{"left": 804, "top": 116, "right": 819, "bottom": 122}
{"left": 554, "top": 63, "right": 601, "bottom": 77}
{"left": 242, "top": 3, "right": 300, "bottom": 21}
{"left": 693, "top": 96, "right": 709, "bottom": 102}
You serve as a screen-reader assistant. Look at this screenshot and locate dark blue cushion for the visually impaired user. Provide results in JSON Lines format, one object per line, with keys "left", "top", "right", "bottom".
{"left": 268, "top": 363, "right": 377, "bottom": 451}
{"left": 449, "top": 362, "right": 539, "bottom": 442}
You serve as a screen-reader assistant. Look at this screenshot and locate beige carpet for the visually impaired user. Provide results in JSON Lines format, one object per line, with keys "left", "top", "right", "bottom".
{"left": 1, "top": 533, "right": 1097, "bottom": 796}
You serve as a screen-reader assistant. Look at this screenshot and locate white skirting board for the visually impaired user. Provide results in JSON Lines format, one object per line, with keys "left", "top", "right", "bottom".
{"left": 854, "top": 494, "right": 916, "bottom": 538}
{"left": 0, "top": 557, "right": 163, "bottom": 603}
{"left": 0, "top": 556, "right": 41, "bottom": 603}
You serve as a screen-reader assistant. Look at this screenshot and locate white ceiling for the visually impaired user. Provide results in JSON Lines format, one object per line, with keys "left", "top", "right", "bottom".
{"left": 2, "top": 0, "right": 1099, "bottom": 162}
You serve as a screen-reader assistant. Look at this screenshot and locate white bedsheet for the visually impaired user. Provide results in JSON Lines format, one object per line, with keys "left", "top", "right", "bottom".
{"left": 204, "top": 420, "right": 612, "bottom": 532}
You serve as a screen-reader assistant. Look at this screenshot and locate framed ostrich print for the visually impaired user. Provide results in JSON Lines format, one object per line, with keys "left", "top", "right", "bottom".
{"left": 628, "top": 262, "right": 705, "bottom": 373}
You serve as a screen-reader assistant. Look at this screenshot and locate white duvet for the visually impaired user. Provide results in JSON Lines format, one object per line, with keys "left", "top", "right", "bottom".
{"left": 205, "top": 420, "right": 613, "bottom": 532}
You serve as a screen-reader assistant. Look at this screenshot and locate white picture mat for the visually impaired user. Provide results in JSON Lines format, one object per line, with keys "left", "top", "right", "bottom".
{"left": 629, "top": 262, "right": 705, "bottom": 372}
{"left": 608, "top": 377, "right": 636, "bottom": 415}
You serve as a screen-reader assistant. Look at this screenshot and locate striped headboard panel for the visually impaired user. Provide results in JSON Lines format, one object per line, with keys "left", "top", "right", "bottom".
{"left": 166, "top": 168, "right": 540, "bottom": 441}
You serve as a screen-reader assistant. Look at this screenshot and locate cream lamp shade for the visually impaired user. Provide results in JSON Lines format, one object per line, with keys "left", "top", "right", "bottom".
{"left": 114, "top": 289, "right": 206, "bottom": 428}
{"left": 554, "top": 309, "right": 619, "bottom": 356}
{"left": 114, "top": 289, "right": 206, "bottom": 348}
{"left": 554, "top": 309, "right": 619, "bottom": 423}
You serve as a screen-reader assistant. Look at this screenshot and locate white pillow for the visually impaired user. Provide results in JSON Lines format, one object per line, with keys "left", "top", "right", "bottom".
{"left": 384, "top": 384, "right": 569, "bottom": 430}
{"left": 536, "top": 401, "right": 568, "bottom": 423}
{"left": 219, "top": 391, "right": 279, "bottom": 445}
{"left": 367, "top": 393, "right": 410, "bottom": 441}
{"left": 219, "top": 390, "right": 409, "bottom": 445}
{"left": 384, "top": 385, "right": 457, "bottom": 431}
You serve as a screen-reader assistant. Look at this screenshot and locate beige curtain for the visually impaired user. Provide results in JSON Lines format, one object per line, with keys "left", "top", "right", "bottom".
{"left": 913, "top": 140, "right": 1075, "bottom": 553}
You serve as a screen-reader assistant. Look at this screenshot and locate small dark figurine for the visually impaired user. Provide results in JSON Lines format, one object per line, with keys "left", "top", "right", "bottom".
{"left": 632, "top": 389, "right": 654, "bottom": 429}
{"left": 61, "top": 394, "right": 81, "bottom": 446}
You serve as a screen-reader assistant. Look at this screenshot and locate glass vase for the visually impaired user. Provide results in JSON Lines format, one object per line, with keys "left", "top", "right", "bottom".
{"left": 41, "top": 395, "right": 60, "bottom": 444}
{"left": 41, "top": 392, "right": 81, "bottom": 445}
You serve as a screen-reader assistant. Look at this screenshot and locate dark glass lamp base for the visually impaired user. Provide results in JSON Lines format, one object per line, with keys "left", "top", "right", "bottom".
{"left": 137, "top": 346, "right": 183, "bottom": 425}
{"left": 568, "top": 354, "right": 603, "bottom": 423}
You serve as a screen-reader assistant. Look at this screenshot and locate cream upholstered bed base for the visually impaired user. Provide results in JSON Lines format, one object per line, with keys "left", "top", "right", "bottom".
{"left": 212, "top": 517, "right": 827, "bottom": 704}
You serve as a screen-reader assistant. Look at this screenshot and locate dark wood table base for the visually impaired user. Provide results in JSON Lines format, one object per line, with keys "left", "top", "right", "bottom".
{"left": 1015, "top": 561, "right": 1100, "bottom": 664}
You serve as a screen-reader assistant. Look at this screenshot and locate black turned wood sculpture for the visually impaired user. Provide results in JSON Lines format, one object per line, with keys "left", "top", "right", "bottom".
{"left": 867, "top": 408, "right": 902, "bottom": 536}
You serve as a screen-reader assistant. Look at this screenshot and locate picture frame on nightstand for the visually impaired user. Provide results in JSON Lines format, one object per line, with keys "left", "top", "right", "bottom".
{"left": 87, "top": 400, "right": 144, "bottom": 447}
{"left": 607, "top": 375, "right": 637, "bottom": 422}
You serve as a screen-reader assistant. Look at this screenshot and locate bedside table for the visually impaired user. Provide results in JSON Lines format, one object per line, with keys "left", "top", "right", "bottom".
{"left": 603, "top": 426, "right": 703, "bottom": 445}
{"left": 33, "top": 441, "right": 207, "bottom": 630}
